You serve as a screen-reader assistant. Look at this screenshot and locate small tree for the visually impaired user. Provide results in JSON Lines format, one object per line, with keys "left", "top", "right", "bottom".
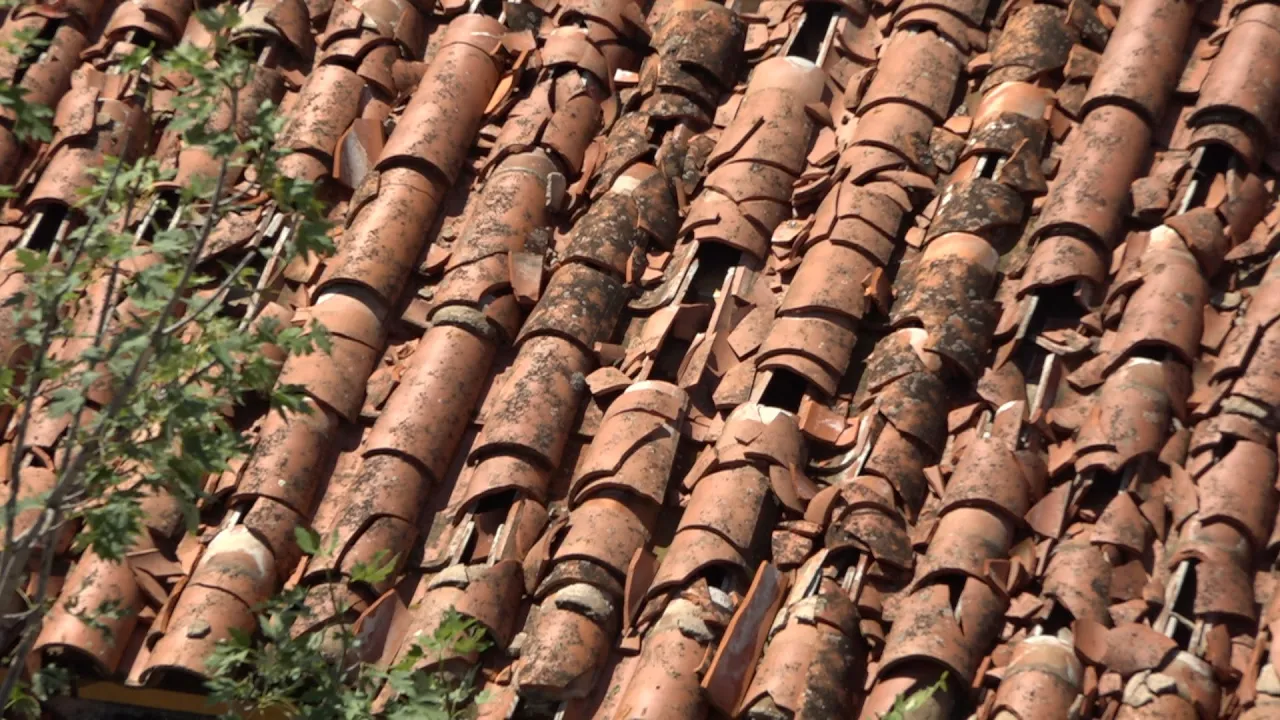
{"left": 0, "top": 9, "right": 488, "bottom": 717}
{"left": 0, "top": 6, "right": 330, "bottom": 709}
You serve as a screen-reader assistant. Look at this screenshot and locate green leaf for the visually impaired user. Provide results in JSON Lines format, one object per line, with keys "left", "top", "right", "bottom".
{"left": 348, "top": 550, "right": 397, "bottom": 586}
{"left": 0, "top": 81, "right": 53, "bottom": 143}
{"left": 885, "top": 672, "right": 948, "bottom": 720}
{"left": 0, "top": 14, "right": 391, "bottom": 719}
{"left": 13, "top": 248, "right": 46, "bottom": 274}
{"left": 227, "top": 625, "right": 253, "bottom": 646}
{"left": 293, "top": 526, "right": 320, "bottom": 555}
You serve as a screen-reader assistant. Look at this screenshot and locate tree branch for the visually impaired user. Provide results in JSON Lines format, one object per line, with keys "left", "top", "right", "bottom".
{"left": 162, "top": 248, "right": 256, "bottom": 337}
{"left": 0, "top": 153, "right": 230, "bottom": 684}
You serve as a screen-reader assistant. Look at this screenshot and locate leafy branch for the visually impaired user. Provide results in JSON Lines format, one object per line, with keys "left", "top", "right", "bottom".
{"left": 206, "top": 528, "right": 491, "bottom": 720}
{"left": 0, "top": 6, "right": 331, "bottom": 712}
{"left": 0, "top": 10, "right": 490, "bottom": 717}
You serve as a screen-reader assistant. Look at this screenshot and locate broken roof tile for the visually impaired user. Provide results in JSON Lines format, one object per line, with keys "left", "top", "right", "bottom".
{"left": 17, "top": 0, "right": 1280, "bottom": 714}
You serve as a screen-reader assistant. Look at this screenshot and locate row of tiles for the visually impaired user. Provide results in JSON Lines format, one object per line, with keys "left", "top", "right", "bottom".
{"left": 5, "top": 0, "right": 1280, "bottom": 716}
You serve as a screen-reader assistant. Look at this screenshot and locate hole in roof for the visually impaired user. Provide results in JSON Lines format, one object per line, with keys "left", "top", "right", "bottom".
{"left": 686, "top": 242, "right": 739, "bottom": 303}
{"left": 145, "top": 191, "right": 178, "bottom": 239}
{"left": 649, "top": 246, "right": 740, "bottom": 381}
{"left": 647, "top": 335, "right": 690, "bottom": 383}
{"left": 1029, "top": 284, "right": 1081, "bottom": 334}
{"left": 1181, "top": 143, "right": 1233, "bottom": 211}
{"left": 758, "top": 368, "right": 808, "bottom": 413}
{"left": 471, "top": 488, "right": 517, "bottom": 515}
{"left": 649, "top": 117, "right": 679, "bottom": 138}
{"left": 125, "top": 29, "right": 160, "bottom": 50}
{"left": 974, "top": 152, "right": 1001, "bottom": 180}
{"left": 1169, "top": 562, "right": 1197, "bottom": 649}
{"left": 1126, "top": 343, "right": 1174, "bottom": 364}
{"left": 1078, "top": 469, "right": 1120, "bottom": 510}
{"left": 510, "top": 696, "right": 561, "bottom": 719}
{"left": 145, "top": 667, "right": 211, "bottom": 694}
{"left": 40, "top": 647, "right": 106, "bottom": 681}
{"left": 786, "top": 3, "right": 836, "bottom": 63}
{"left": 1214, "top": 435, "right": 1237, "bottom": 460}
{"left": 23, "top": 204, "right": 69, "bottom": 254}
{"left": 12, "top": 19, "right": 61, "bottom": 85}
{"left": 234, "top": 37, "right": 273, "bottom": 66}
{"left": 1042, "top": 601, "right": 1076, "bottom": 635}
{"left": 703, "top": 564, "right": 741, "bottom": 596}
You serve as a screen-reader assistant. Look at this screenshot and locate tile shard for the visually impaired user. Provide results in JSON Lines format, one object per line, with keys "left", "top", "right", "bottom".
{"left": 513, "top": 384, "right": 689, "bottom": 701}
{"left": 340, "top": 4, "right": 681, "bottom": 706}
{"left": 311, "top": 153, "right": 564, "bottom": 575}
{"left": 609, "top": 403, "right": 804, "bottom": 719}
{"left": 1189, "top": 3, "right": 1280, "bottom": 169}
{"left": 985, "top": 0, "right": 1280, "bottom": 715}
{"left": 142, "top": 527, "right": 277, "bottom": 684}
{"left": 35, "top": 551, "right": 143, "bottom": 676}
{"left": 319, "top": 14, "right": 510, "bottom": 307}
{"left": 737, "top": 551, "right": 866, "bottom": 719}
{"left": 17, "top": 0, "right": 1280, "bottom": 711}
{"left": 137, "top": 11, "right": 516, "bottom": 684}
{"left": 1028, "top": 0, "right": 1196, "bottom": 295}
{"left": 20, "top": 69, "right": 152, "bottom": 215}
{"left": 682, "top": 56, "right": 828, "bottom": 259}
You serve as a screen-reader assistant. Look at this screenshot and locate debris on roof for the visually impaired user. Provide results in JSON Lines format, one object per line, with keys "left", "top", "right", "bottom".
{"left": 7, "top": 0, "right": 1280, "bottom": 716}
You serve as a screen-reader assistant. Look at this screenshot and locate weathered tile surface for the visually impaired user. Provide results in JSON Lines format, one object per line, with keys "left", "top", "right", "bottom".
{"left": 8, "top": 0, "right": 1280, "bottom": 716}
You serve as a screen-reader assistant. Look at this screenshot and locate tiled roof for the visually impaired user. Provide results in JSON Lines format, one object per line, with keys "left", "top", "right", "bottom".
{"left": 8, "top": 0, "right": 1280, "bottom": 716}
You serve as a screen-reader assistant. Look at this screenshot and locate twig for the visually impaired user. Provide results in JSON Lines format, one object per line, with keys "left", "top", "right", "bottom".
{"left": 161, "top": 249, "right": 256, "bottom": 336}
{"left": 0, "top": 504, "right": 61, "bottom": 706}
{"left": 0, "top": 156, "right": 231, "bottom": 698}
{"left": 0, "top": 150, "right": 131, "bottom": 628}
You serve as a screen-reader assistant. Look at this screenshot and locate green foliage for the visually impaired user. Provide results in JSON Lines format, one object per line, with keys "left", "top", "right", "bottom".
{"left": 882, "top": 672, "right": 948, "bottom": 720}
{"left": 0, "top": 6, "right": 369, "bottom": 716}
{"left": 379, "top": 610, "right": 492, "bottom": 720}
{"left": 4, "top": 665, "right": 68, "bottom": 718}
{"left": 205, "top": 539, "right": 491, "bottom": 720}
{"left": 205, "top": 586, "right": 352, "bottom": 720}
{"left": 0, "top": 82, "right": 52, "bottom": 144}
{"left": 0, "top": 26, "right": 54, "bottom": 144}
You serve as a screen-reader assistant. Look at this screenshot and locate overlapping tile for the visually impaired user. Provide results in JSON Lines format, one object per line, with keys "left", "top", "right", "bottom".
{"left": 10, "top": 0, "right": 1280, "bottom": 715}
{"left": 136, "top": 9, "right": 518, "bottom": 684}
{"left": 2, "top": 0, "right": 204, "bottom": 682}
{"left": 970, "top": 1, "right": 1280, "bottom": 719}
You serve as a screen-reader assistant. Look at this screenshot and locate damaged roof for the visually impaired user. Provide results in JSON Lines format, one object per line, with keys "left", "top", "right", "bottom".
{"left": 5, "top": 0, "right": 1280, "bottom": 716}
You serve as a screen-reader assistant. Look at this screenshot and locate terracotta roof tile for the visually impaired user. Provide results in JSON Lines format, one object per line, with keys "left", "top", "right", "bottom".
{"left": 16, "top": 0, "right": 1280, "bottom": 713}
